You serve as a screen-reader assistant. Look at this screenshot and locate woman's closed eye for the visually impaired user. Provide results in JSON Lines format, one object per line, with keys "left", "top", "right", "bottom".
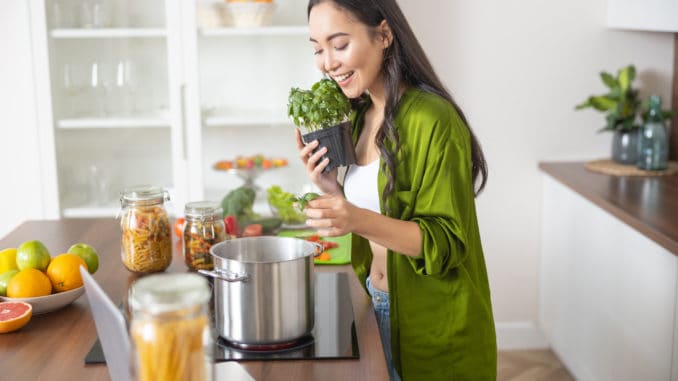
{"left": 334, "top": 43, "right": 348, "bottom": 51}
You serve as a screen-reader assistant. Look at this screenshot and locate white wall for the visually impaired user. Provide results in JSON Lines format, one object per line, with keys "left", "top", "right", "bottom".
{"left": 0, "top": 0, "right": 674, "bottom": 349}
{"left": 0, "top": 0, "right": 49, "bottom": 237}
{"left": 400, "top": 0, "right": 674, "bottom": 348}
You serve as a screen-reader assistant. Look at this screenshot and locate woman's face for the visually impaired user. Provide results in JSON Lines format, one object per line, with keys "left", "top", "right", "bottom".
{"left": 309, "top": 2, "right": 388, "bottom": 99}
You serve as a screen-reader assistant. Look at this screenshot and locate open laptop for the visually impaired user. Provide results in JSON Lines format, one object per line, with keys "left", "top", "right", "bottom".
{"left": 80, "top": 267, "right": 131, "bottom": 381}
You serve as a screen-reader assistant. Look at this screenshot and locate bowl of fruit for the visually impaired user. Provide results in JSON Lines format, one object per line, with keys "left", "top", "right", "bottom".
{"left": 0, "top": 241, "right": 99, "bottom": 315}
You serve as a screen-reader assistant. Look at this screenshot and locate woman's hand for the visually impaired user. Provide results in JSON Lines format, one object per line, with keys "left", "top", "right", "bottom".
{"left": 296, "top": 128, "right": 341, "bottom": 195}
{"left": 303, "top": 194, "right": 358, "bottom": 237}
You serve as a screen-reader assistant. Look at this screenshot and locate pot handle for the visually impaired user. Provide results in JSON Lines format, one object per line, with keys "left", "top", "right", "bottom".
{"left": 311, "top": 242, "right": 323, "bottom": 257}
{"left": 198, "top": 268, "right": 249, "bottom": 283}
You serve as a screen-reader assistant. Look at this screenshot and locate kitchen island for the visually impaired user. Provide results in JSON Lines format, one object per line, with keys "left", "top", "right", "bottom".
{"left": 0, "top": 219, "right": 388, "bottom": 381}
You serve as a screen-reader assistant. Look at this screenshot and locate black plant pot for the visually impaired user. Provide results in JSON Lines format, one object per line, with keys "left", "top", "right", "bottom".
{"left": 302, "top": 121, "right": 357, "bottom": 173}
{"left": 611, "top": 129, "right": 640, "bottom": 165}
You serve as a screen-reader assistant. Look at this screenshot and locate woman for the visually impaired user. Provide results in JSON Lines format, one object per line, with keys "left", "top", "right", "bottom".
{"left": 296, "top": 1, "right": 497, "bottom": 380}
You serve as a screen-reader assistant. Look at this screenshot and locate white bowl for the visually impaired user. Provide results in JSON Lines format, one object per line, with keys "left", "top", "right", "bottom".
{"left": 223, "top": 2, "right": 275, "bottom": 27}
{"left": 0, "top": 286, "right": 85, "bottom": 315}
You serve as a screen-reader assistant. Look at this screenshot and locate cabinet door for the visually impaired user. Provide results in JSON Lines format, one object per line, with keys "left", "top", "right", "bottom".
{"left": 34, "top": 0, "right": 188, "bottom": 217}
{"left": 183, "top": 0, "right": 320, "bottom": 212}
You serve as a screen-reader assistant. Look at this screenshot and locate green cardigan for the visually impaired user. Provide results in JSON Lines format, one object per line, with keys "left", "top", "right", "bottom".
{"left": 349, "top": 88, "right": 497, "bottom": 380}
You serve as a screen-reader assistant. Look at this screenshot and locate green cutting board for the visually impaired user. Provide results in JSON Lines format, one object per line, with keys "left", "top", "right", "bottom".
{"left": 277, "top": 230, "right": 351, "bottom": 265}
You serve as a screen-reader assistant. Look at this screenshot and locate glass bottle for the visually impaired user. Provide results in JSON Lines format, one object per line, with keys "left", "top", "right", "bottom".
{"left": 119, "top": 185, "right": 172, "bottom": 273}
{"left": 129, "top": 273, "right": 214, "bottom": 381}
{"left": 183, "top": 201, "right": 226, "bottom": 271}
{"left": 637, "top": 95, "right": 669, "bottom": 170}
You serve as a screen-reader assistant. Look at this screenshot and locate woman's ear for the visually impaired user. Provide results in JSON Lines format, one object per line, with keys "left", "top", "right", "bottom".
{"left": 378, "top": 20, "right": 393, "bottom": 49}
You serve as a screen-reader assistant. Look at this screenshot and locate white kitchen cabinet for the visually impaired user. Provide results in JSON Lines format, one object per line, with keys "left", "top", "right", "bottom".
{"left": 30, "top": 0, "right": 317, "bottom": 218}
{"left": 539, "top": 174, "right": 677, "bottom": 380}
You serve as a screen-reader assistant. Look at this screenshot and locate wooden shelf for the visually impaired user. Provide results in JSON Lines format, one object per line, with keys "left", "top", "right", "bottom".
{"left": 50, "top": 28, "right": 167, "bottom": 39}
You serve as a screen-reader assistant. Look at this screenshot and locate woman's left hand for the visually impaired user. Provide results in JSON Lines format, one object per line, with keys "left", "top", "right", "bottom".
{"left": 303, "top": 194, "right": 358, "bottom": 237}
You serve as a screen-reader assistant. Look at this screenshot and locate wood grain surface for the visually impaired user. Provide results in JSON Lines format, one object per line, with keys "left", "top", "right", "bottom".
{"left": 540, "top": 161, "right": 678, "bottom": 255}
{"left": 0, "top": 219, "right": 387, "bottom": 381}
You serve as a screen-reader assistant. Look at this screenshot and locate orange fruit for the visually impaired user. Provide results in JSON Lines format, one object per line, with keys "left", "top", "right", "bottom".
{"left": 6, "top": 268, "right": 52, "bottom": 298}
{"left": 45, "top": 254, "right": 87, "bottom": 293}
{"left": 0, "top": 301, "right": 32, "bottom": 333}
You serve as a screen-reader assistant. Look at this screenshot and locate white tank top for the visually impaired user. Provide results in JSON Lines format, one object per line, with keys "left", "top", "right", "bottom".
{"left": 343, "top": 160, "right": 381, "bottom": 213}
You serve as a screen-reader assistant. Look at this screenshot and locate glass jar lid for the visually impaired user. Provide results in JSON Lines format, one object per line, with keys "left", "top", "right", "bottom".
{"left": 184, "top": 201, "right": 223, "bottom": 220}
{"left": 120, "top": 185, "right": 169, "bottom": 206}
{"left": 129, "top": 273, "right": 210, "bottom": 315}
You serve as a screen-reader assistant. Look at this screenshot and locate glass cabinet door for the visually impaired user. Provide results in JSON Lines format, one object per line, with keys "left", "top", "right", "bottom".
{"left": 44, "top": 0, "right": 186, "bottom": 217}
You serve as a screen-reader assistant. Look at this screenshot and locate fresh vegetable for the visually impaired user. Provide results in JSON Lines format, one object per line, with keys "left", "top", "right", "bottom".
{"left": 220, "top": 187, "right": 259, "bottom": 222}
{"left": 287, "top": 78, "right": 352, "bottom": 133}
{"left": 173, "top": 217, "right": 185, "bottom": 238}
{"left": 292, "top": 192, "right": 320, "bottom": 212}
{"left": 242, "top": 217, "right": 282, "bottom": 234}
{"left": 242, "top": 224, "right": 263, "bottom": 237}
{"left": 267, "top": 186, "right": 306, "bottom": 224}
{"left": 316, "top": 252, "right": 331, "bottom": 261}
{"left": 224, "top": 215, "right": 240, "bottom": 236}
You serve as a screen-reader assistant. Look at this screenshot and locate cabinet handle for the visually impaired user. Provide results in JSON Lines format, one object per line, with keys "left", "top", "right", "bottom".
{"left": 180, "top": 83, "right": 187, "bottom": 161}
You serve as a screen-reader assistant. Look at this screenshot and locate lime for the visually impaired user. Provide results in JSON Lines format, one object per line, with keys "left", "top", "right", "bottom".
{"left": 0, "top": 248, "right": 18, "bottom": 273}
{"left": 0, "top": 270, "right": 19, "bottom": 296}
{"left": 15, "top": 240, "right": 51, "bottom": 271}
{"left": 67, "top": 243, "right": 99, "bottom": 274}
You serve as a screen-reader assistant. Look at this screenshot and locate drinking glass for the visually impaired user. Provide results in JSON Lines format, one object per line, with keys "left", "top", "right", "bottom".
{"left": 52, "top": 0, "right": 76, "bottom": 28}
{"left": 80, "top": 0, "right": 111, "bottom": 28}
{"left": 62, "top": 62, "right": 87, "bottom": 117}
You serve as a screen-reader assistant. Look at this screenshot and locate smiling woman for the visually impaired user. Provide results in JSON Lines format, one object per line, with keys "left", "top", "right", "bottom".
{"left": 296, "top": 1, "right": 495, "bottom": 380}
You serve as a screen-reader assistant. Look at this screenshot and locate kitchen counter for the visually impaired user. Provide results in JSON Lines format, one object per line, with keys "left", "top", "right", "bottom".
{"left": 539, "top": 161, "right": 678, "bottom": 255}
{"left": 0, "top": 219, "right": 388, "bottom": 381}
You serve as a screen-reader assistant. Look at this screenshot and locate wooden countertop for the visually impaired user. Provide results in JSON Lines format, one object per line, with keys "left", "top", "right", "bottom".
{"left": 539, "top": 161, "right": 678, "bottom": 255}
{"left": 0, "top": 219, "right": 387, "bottom": 381}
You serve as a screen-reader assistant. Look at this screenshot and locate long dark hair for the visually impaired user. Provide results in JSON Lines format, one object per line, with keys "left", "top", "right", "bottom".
{"left": 308, "top": 0, "right": 488, "bottom": 199}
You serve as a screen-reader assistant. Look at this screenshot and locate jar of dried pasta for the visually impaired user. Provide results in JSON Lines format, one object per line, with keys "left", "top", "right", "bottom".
{"left": 120, "top": 185, "right": 172, "bottom": 273}
{"left": 183, "top": 201, "right": 226, "bottom": 271}
{"left": 129, "top": 273, "right": 213, "bottom": 381}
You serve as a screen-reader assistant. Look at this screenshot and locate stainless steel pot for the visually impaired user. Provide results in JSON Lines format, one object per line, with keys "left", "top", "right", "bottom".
{"left": 199, "top": 236, "right": 320, "bottom": 345}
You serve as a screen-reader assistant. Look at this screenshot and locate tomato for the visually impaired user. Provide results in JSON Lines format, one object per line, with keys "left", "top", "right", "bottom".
{"left": 242, "top": 224, "right": 263, "bottom": 237}
{"left": 224, "top": 215, "right": 239, "bottom": 236}
{"left": 174, "top": 217, "right": 185, "bottom": 238}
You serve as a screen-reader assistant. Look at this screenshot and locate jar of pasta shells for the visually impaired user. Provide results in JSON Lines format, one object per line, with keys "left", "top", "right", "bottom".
{"left": 129, "top": 273, "right": 214, "bottom": 381}
{"left": 183, "top": 201, "right": 226, "bottom": 271}
{"left": 120, "top": 185, "right": 172, "bottom": 273}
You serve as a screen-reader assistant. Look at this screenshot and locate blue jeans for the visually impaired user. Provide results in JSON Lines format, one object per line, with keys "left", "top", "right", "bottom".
{"left": 366, "top": 276, "right": 401, "bottom": 381}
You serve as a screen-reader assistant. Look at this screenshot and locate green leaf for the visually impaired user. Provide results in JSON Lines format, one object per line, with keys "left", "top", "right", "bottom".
{"left": 618, "top": 65, "right": 636, "bottom": 92}
{"left": 589, "top": 96, "right": 617, "bottom": 111}
{"left": 600, "top": 72, "right": 617, "bottom": 89}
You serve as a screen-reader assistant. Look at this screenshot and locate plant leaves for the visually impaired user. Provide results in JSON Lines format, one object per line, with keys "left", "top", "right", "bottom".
{"left": 589, "top": 96, "right": 617, "bottom": 111}
{"left": 600, "top": 72, "right": 617, "bottom": 89}
{"left": 618, "top": 65, "right": 636, "bottom": 92}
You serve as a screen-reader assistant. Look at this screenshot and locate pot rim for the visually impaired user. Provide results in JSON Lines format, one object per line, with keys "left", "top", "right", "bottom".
{"left": 209, "top": 236, "right": 320, "bottom": 264}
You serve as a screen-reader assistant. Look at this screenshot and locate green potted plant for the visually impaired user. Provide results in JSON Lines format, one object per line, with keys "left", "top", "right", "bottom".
{"left": 288, "top": 78, "right": 356, "bottom": 173}
{"left": 575, "top": 64, "right": 642, "bottom": 164}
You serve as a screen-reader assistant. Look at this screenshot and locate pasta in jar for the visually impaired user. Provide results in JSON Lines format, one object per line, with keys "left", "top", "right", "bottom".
{"left": 129, "top": 273, "right": 213, "bottom": 381}
{"left": 183, "top": 201, "right": 226, "bottom": 271}
{"left": 120, "top": 185, "right": 172, "bottom": 273}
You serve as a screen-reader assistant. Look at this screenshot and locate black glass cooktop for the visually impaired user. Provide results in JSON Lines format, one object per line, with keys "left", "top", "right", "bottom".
{"left": 214, "top": 272, "right": 359, "bottom": 361}
{"left": 86, "top": 272, "right": 359, "bottom": 364}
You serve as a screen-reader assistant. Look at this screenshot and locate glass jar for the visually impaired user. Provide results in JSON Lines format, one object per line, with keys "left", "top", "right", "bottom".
{"left": 129, "top": 273, "right": 213, "bottom": 381}
{"left": 183, "top": 201, "right": 226, "bottom": 271}
{"left": 120, "top": 185, "right": 172, "bottom": 273}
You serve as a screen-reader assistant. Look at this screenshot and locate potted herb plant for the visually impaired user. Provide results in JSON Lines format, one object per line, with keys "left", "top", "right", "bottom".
{"left": 288, "top": 78, "right": 356, "bottom": 173}
{"left": 575, "top": 65, "right": 642, "bottom": 164}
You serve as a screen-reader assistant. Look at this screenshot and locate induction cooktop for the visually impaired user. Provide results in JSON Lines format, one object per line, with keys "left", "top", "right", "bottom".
{"left": 85, "top": 272, "right": 359, "bottom": 364}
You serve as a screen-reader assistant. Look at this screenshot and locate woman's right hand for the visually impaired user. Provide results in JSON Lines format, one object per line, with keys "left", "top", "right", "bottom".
{"left": 296, "top": 128, "right": 341, "bottom": 195}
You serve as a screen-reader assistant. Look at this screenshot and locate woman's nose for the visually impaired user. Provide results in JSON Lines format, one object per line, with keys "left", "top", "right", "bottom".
{"left": 324, "top": 52, "right": 339, "bottom": 73}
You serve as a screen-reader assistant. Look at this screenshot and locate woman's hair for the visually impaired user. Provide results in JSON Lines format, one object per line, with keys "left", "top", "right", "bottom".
{"left": 308, "top": 0, "right": 488, "bottom": 200}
